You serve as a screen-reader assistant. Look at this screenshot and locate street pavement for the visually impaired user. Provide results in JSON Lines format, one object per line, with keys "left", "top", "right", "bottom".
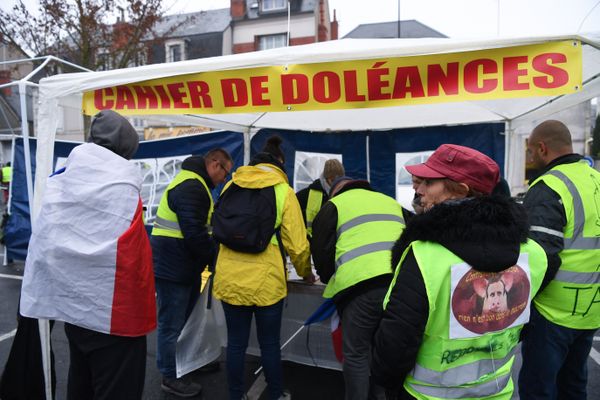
{"left": 1, "top": 260, "right": 598, "bottom": 399}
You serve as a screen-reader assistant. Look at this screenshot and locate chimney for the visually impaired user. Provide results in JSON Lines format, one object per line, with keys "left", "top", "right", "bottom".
{"left": 317, "top": 0, "right": 328, "bottom": 42}
{"left": 0, "top": 70, "right": 11, "bottom": 96}
{"left": 230, "top": 0, "right": 246, "bottom": 20}
{"left": 331, "top": 9, "right": 338, "bottom": 40}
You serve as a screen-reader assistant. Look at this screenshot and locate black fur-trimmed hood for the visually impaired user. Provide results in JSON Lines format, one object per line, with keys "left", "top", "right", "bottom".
{"left": 391, "top": 196, "right": 530, "bottom": 273}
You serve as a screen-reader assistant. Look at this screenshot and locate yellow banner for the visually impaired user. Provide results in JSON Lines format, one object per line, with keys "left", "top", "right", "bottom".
{"left": 83, "top": 40, "right": 582, "bottom": 116}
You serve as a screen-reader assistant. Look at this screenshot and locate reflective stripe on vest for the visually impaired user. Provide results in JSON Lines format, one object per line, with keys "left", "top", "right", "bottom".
{"left": 337, "top": 214, "right": 405, "bottom": 236}
{"left": 411, "top": 347, "right": 517, "bottom": 387}
{"left": 394, "top": 240, "right": 548, "bottom": 400}
{"left": 154, "top": 216, "right": 182, "bottom": 231}
{"left": 323, "top": 189, "right": 405, "bottom": 298}
{"left": 530, "top": 162, "right": 600, "bottom": 329}
{"left": 305, "top": 188, "right": 323, "bottom": 236}
{"left": 548, "top": 170, "right": 600, "bottom": 252}
{"left": 151, "top": 170, "right": 212, "bottom": 239}
{"left": 409, "top": 373, "right": 511, "bottom": 399}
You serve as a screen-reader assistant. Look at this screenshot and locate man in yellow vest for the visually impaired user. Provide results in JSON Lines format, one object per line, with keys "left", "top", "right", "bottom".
{"left": 151, "top": 148, "right": 233, "bottom": 397}
{"left": 296, "top": 159, "right": 345, "bottom": 238}
{"left": 1, "top": 162, "right": 11, "bottom": 204}
{"left": 372, "top": 144, "right": 548, "bottom": 400}
{"left": 311, "top": 176, "right": 410, "bottom": 400}
{"left": 519, "top": 120, "right": 600, "bottom": 399}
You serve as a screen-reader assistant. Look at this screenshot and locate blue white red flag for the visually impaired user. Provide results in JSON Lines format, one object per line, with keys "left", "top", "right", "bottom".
{"left": 20, "top": 143, "right": 156, "bottom": 336}
{"left": 303, "top": 299, "right": 343, "bottom": 362}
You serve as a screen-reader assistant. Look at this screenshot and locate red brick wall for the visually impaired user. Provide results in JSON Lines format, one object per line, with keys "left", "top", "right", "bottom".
{"left": 233, "top": 42, "right": 256, "bottom": 54}
{"left": 230, "top": 0, "right": 246, "bottom": 20}
{"left": 290, "top": 36, "right": 316, "bottom": 46}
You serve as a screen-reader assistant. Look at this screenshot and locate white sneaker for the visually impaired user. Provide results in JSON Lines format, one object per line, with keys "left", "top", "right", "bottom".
{"left": 278, "top": 390, "right": 291, "bottom": 400}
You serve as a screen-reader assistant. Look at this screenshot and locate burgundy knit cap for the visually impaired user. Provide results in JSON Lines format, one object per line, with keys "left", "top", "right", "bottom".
{"left": 405, "top": 144, "right": 500, "bottom": 195}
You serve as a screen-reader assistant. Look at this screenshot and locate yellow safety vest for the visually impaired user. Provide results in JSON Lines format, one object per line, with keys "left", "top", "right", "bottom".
{"left": 151, "top": 170, "right": 212, "bottom": 239}
{"left": 305, "top": 188, "right": 324, "bottom": 237}
{"left": 2, "top": 166, "right": 11, "bottom": 184}
{"left": 388, "top": 240, "right": 547, "bottom": 399}
{"left": 529, "top": 161, "right": 600, "bottom": 329}
{"left": 324, "top": 189, "right": 405, "bottom": 298}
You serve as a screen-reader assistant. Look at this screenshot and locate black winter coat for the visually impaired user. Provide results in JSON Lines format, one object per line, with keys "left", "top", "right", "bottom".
{"left": 371, "top": 196, "right": 531, "bottom": 397}
{"left": 151, "top": 156, "right": 217, "bottom": 284}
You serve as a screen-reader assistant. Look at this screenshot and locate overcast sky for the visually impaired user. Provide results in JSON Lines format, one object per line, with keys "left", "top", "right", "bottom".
{"left": 3, "top": 0, "right": 600, "bottom": 39}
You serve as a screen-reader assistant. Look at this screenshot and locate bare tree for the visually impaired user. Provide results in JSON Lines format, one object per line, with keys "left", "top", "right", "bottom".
{"left": 0, "top": 0, "right": 171, "bottom": 71}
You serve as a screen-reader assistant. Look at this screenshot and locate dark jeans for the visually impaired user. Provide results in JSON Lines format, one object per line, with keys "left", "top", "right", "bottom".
{"left": 519, "top": 306, "right": 596, "bottom": 400}
{"left": 64, "top": 323, "right": 146, "bottom": 400}
{"left": 155, "top": 277, "right": 200, "bottom": 378}
{"left": 341, "top": 287, "right": 388, "bottom": 400}
{"left": 222, "top": 300, "right": 284, "bottom": 400}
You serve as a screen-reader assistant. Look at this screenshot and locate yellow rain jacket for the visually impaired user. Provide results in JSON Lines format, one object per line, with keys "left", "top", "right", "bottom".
{"left": 213, "top": 163, "right": 311, "bottom": 306}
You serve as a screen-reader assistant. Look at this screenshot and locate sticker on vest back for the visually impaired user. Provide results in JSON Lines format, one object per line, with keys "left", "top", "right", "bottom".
{"left": 449, "top": 254, "right": 532, "bottom": 339}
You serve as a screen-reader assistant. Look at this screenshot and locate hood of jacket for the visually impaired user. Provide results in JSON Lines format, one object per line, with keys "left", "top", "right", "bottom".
{"left": 232, "top": 163, "right": 288, "bottom": 189}
{"left": 391, "top": 195, "right": 530, "bottom": 273}
{"left": 89, "top": 110, "right": 139, "bottom": 160}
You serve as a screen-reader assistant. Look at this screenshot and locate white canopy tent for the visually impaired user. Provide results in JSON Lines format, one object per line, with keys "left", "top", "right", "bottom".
{"left": 35, "top": 33, "right": 600, "bottom": 219}
{"left": 28, "top": 33, "right": 600, "bottom": 400}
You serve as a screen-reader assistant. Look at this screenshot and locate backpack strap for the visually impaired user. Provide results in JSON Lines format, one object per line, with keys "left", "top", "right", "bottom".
{"left": 272, "top": 183, "right": 289, "bottom": 269}
{"left": 269, "top": 183, "right": 288, "bottom": 246}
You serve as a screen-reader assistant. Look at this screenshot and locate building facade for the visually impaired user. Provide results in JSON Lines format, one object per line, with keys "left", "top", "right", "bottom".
{"left": 230, "top": 0, "right": 337, "bottom": 54}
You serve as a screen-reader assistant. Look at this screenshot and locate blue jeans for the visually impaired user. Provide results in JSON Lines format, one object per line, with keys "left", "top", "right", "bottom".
{"left": 519, "top": 306, "right": 596, "bottom": 399}
{"left": 222, "top": 300, "right": 284, "bottom": 400}
{"left": 155, "top": 278, "right": 200, "bottom": 378}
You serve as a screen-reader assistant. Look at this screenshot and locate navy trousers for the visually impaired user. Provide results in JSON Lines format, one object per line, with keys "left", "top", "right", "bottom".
{"left": 222, "top": 300, "right": 284, "bottom": 400}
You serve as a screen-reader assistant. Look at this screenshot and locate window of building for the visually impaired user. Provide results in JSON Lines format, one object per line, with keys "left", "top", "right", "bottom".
{"left": 262, "top": 0, "right": 287, "bottom": 12}
{"left": 132, "top": 49, "right": 147, "bottom": 67}
{"left": 258, "top": 34, "right": 287, "bottom": 50}
{"left": 165, "top": 40, "right": 186, "bottom": 63}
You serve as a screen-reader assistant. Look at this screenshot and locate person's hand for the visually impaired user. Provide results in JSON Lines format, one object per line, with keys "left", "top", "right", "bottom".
{"left": 303, "top": 272, "right": 316, "bottom": 284}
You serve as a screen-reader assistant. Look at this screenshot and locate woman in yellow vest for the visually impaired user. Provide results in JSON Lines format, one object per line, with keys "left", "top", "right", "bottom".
{"left": 372, "top": 144, "right": 548, "bottom": 400}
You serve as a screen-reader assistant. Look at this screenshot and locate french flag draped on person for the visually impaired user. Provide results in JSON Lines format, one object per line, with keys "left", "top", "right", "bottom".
{"left": 20, "top": 143, "right": 156, "bottom": 336}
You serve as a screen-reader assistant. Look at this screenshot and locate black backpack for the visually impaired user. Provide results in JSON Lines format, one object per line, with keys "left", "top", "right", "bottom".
{"left": 212, "top": 183, "right": 279, "bottom": 253}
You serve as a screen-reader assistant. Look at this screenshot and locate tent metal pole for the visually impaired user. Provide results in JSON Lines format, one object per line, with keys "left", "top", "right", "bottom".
{"left": 18, "top": 82, "right": 34, "bottom": 221}
{"left": 19, "top": 81, "right": 53, "bottom": 400}
{"left": 502, "top": 120, "right": 511, "bottom": 184}
{"left": 366, "top": 135, "right": 370, "bottom": 182}
{"left": 244, "top": 128, "right": 251, "bottom": 165}
{"left": 4, "top": 134, "right": 16, "bottom": 267}
{"left": 38, "top": 318, "right": 53, "bottom": 400}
